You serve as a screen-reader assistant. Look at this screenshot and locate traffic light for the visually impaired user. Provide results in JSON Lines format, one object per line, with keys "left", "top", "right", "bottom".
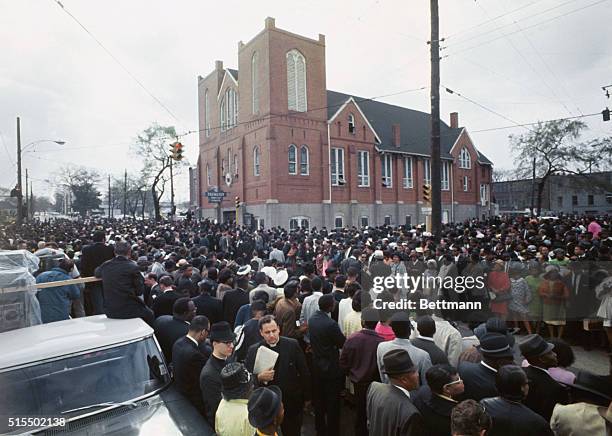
{"left": 169, "top": 143, "right": 176, "bottom": 159}
{"left": 174, "top": 142, "right": 184, "bottom": 160}
{"left": 423, "top": 184, "right": 431, "bottom": 204}
{"left": 235, "top": 196, "right": 241, "bottom": 208}
{"left": 604, "top": 108, "right": 610, "bottom": 122}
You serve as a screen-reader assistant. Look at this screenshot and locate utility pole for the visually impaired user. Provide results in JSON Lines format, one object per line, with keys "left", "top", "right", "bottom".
{"left": 123, "top": 169, "right": 127, "bottom": 217}
{"left": 108, "top": 174, "right": 112, "bottom": 219}
{"left": 429, "top": 0, "right": 442, "bottom": 235}
{"left": 16, "top": 117, "right": 23, "bottom": 226}
{"left": 169, "top": 157, "right": 175, "bottom": 218}
{"left": 25, "top": 168, "right": 29, "bottom": 223}
{"left": 531, "top": 156, "right": 536, "bottom": 217}
{"left": 30, "top": 182, "right": 34, "bottom": 219}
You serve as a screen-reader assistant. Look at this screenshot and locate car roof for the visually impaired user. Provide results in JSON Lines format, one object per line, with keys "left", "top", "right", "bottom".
{"left": 0, "top": 315, "right": 153, "bottom": 370}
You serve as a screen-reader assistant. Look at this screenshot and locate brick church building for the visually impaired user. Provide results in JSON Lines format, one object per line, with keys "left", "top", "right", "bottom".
{"left": 196, "top": 17, "right": 493, "bottom": 229}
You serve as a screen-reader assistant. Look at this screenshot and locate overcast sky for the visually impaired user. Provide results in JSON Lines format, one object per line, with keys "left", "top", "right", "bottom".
{"left": 1, "top": 0, "right": 611, "bottom": 203}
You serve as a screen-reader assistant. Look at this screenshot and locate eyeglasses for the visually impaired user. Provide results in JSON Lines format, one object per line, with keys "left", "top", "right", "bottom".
{"left": 443, "top": 377, "right": 463, "bottom": 388}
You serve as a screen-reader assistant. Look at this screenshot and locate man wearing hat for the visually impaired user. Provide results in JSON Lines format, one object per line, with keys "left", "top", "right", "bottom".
{"left": 200, "top": 321, "right": 236, "bottom": 427}
{"left": 367, "top": 349, "right": 425, "bottom": 435}
{"left": 248, "top": 386, "right": 284, "bottom": 436}
{"left": 520, "top": 334, "right": 569, "bottom": 421}
{"left": 458, "top": 333, "right": 515, "bottom": 401}
{"left": 215, "top": 362, "right": 255, "bottom": 436}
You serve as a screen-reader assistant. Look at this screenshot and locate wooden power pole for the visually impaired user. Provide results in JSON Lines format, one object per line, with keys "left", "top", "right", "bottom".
{"left": 430, "top": 0, "right": 442, "bottom": 235}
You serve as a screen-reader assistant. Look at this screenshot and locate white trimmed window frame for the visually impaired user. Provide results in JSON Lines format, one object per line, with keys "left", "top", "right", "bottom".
{"left": 331, "top": 147, "right": 345, "bottom": 186}
{"left": 441, "top": 161, "right": 450, "bottom": 191}
{"left": 287, "top": 50, "right": 307, "bottom": 112}
{"left": 382, "top": 154, "right": 393, "bottom": 188}
{"left": 459, "top": 147, "right": 471, "bottom": 169}
{"left": 423, "top": 158, "right": 431, "bottom": 186}
{"left": 300, "top": 145, "right": 309, "bottom": 175}
{"left": 357, "top": 150, "right": 370, "bottom": 187}
{"left": 348, "top": 113, "right": 356, "bottom": 134}
{"left": 253, "top": 146, "right": 260, "bottom": 176}
{"left": 403, "top": 156, "right": 413, "bottom": 188}
{"left": 288, "top": 144, "right": 297, "bottom": 175}
{"left": 463, "top": 176, "right": 469, "bottom": 192}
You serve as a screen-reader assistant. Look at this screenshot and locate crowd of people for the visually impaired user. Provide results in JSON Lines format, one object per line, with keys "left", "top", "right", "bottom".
{"left": 1, "top": 213, "right": 612, "bottom": 435}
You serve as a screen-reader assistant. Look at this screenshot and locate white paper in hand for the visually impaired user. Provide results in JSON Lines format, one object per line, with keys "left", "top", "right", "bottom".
{"left": 253, "top": 346, "right": 279, "bottom": 374}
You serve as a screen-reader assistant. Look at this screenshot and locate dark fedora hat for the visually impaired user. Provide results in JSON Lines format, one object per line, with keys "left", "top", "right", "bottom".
{"left": 221, "top": 362, "right": 252, "bottom": 400}
{"left": 383, "top": 349, "right": 416, "bottom": 376}
{"left": 476, "top": 333, "right": 514, "bottom": 358}
{"left": 248, "top": 385, "right": 283, "bottom": 429}
{"left": 209, "top": 321, "right": 235, "bottom": 343}
{"left": 519, "top": 334, "right": 554, "bottom": 358}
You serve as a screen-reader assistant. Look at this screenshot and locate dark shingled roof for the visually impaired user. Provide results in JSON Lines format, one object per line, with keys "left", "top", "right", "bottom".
{"left": 327, "top": 90, "right": 492, "bottom": 164}
{"left": 227, "top": 69, "right": 238, "bottom": 81}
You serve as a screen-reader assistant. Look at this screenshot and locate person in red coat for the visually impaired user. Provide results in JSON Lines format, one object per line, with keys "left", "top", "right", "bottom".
{"left": 488, "top": 260, "right": 511, "bottom": 320}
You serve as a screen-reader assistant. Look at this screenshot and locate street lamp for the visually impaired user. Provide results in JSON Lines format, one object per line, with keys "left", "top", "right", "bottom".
{"left": 15, "top": 117, "right": 66, "bottom": 226}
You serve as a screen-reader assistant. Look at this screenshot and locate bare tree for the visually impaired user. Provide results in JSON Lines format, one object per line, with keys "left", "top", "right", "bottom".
{"left": 131, "top": 124, "right": 186, "bottom": 221}
{"left": 510, "top": 120, "right": 612, "bottom": 215}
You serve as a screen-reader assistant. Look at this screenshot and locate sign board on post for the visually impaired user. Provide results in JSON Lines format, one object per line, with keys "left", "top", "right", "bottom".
{"left": 205, "top": 188, "right": 227, "bottom": 204}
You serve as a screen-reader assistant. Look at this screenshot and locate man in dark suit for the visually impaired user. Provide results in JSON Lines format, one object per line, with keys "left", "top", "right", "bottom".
{"left": 367, "top": 349, "right": 426, "bottom": 436}
{"left": 199, "top": 322, "right": 235, "bottom": 428}
{"left": 222, "top": 275, "right": 250, "bottom": 326}
{"left": 412, "top": 315, "right": 449, "bottom": 365}
{"left": 458, "top": 333, "right": 515, "bottom": 401}
{"left": 309, "top": 294, "right": 346, "bottom": 436}
{"left": 245, "top": 315, "right": 311, "bottom": 436}
{"left": 80, "top": 230, "right": 114, "bottom": 315}
{"left": 175, "top": 263, "right": 198, "bottom": 297}
{"left": 413, "top": 364, "right": 464, "bottom": 436}
{"left": 153, "top": 297, "right": 197, "bottom": 364}
{"left": 192, "top": 280, "right": 223, "bottom": 324}
{"left": 520, "top": 334, "right": 569, "bottom": 421}
{"left": 94, "top": 241, "right": 154, "bottom": 325}
{"left": 481, "top": 365, "right": 554, "bottom": 435}
{"left": 172, "top": 315, "right": 210, "bottom": 413}
{"left": 152, "top": 276, "right": 181, "bottom": 318}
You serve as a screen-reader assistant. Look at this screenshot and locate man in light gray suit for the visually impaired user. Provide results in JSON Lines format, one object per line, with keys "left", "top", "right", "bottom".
{"left": 377, "top": 312, "right": 432, "bottom": 385}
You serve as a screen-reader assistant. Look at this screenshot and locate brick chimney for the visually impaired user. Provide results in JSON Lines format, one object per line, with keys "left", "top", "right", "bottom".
{"left": 392, "top": 124, "right": 401, "bottom": 147}
{"left": 265, "top": 17, "right": 276, "bottom": 29}
{"left": 215, "top": 60, "right": 224, "bottom": 71}
{"left": 450, "top": 112, "right": 459, "bottom": 128}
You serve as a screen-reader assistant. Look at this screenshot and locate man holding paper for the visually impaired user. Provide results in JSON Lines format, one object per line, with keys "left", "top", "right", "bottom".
{"left": 245, "top": 315, "right": 311, "bottom": 436}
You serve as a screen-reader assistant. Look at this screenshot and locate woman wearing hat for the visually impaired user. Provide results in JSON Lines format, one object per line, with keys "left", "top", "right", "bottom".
{"left": 488, "top": 260, "right": 511, "bottom": 321}
{"left": 538, "top": 265, "right": 570, "bottom": 339}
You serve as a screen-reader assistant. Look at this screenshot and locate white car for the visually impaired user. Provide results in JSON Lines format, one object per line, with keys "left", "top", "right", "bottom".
{"left": 0, "top": 315, "right": 213, "bottom": 435}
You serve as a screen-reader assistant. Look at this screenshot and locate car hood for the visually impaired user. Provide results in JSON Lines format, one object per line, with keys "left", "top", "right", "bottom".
{"left": 32, "top": 386, "right": 214, "bottom": 436}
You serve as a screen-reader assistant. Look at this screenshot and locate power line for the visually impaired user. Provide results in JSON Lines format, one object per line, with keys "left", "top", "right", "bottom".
{"left": 51, "top": 0, "right": 183, "bottom": 125}
{"left": 470, "top": 112, "right": 602, "bottom": 133}
{"left": 445, "top": 0, "right": 546, "bottom": 40}
{"left": 443, "top": 86, "right": 525, "bottom": 128}
{"left": 446, "top": 0, "right": 609, "bottom": 56}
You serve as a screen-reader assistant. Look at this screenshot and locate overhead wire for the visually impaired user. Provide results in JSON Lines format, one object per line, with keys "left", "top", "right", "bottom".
{"left": 50, "top": 0, "right": 184, "bottom": 126}
{"left": 445, "top": 0, "right": 610, "bottom": 56}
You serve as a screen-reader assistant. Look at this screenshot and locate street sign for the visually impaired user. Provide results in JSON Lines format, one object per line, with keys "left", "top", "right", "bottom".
{"left": 205, "top": 188, "right": 227, "bottom": 204}
{"left": 421, "top": 207, "right": 432, "bottom": 214}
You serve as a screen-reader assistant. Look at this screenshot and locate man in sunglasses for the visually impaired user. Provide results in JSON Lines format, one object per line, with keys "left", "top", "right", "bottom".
{"left": 413, "top": 364, "right": 464, "bottom": 436}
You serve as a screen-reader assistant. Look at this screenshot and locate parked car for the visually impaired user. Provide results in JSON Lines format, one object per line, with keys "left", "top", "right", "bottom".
{"left": 0, "top": 315, "right": 214, "bottom": 435}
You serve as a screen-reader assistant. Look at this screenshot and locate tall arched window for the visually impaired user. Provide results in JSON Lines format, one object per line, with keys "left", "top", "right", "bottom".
{"left": 286, "top": 50, "right": 307, "bottom": 112}
{"left": 459, "top": 147, "right": 471, "bottom": 169}
{"left": 206, "top": 163, "right": 211, "bottom": 186}
{"left": 205, "top": 89, "right": 210, "bottom": 137}
{"left": 300, "top": 145, "right": 309, "bottom": 175}
{"left": 253, "top": 146, "right": 260, "bottom": 176}
{"left": 233, "top": 154, "right": 238, "bottom": 176}
{"left": 252, "top": 52, "right": 259, "bottom": 114}
{"left": 288, "top": 144, "right": 297, "bottom": 174}
{"left": 220, "top": 97, "right": 226, "bottom": 131}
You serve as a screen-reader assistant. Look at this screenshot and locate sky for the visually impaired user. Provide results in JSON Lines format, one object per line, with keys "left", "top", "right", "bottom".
{"left": 1, "top": 0, "right": 611, "bottom": 204}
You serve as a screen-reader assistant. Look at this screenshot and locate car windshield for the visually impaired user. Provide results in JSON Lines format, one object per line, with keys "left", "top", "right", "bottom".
{"left": 0, "top": 336, "right": 170, "bottom": 432}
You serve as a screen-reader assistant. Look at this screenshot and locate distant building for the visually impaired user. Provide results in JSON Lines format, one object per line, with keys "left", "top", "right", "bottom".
{"left": 195, "top": 17, "right": 494, "bottom": 229}
{"left": 188, "top": 167, "right": 199, "bottom": 209}
{"left": 493, "top": 171, "right": 612, "bottom": 215}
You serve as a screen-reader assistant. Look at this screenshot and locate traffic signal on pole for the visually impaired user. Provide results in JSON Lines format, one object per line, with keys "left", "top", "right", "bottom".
{"left": 235, "top": 196, "right": 240, "bottom": 208}
{"left": 174, "top": 142, "right": 184, "bottom": 160}
{"left": 169, "top": 143, "right": 176, "bottom": 159}
{"left": 604, "top": 108, "right": 610, "bottom": 122}
{"left": 423, "top": 184, "right": 431, "bottom": 204}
